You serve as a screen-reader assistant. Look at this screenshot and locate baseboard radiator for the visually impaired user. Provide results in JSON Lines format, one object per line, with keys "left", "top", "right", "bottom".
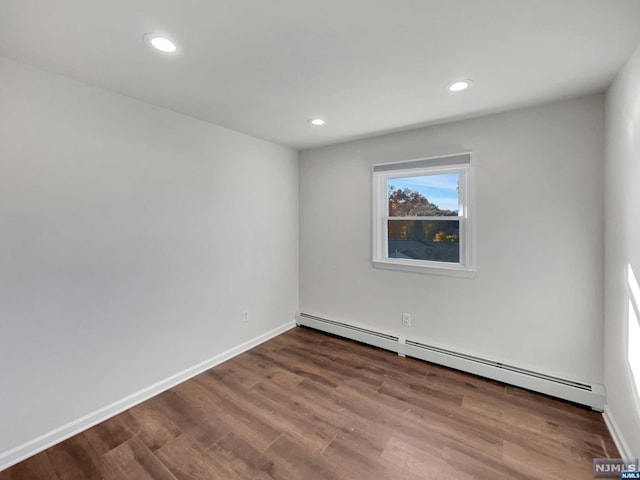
{"left": 296, "top": 312, "right": 605, "bottom": 411}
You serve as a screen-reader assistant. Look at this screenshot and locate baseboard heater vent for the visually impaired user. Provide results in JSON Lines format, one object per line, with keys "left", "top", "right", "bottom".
{"left": 296, "top": 313, "right": 399, "bottom": 351}
{"left": 405, "top": 340, "right": 592, "bottom": 391}
{"left": 296, "top": 312, "right": 605, "bottom": 411}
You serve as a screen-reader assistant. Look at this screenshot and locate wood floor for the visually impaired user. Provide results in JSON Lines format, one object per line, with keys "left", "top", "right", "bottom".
{"left": 0, "top": 327, "right": 617, "bottom": 480}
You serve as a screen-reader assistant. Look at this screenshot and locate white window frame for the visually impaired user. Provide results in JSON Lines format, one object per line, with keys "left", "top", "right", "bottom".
{"left": 372, "top": 152, "right": 475, "bottom": 277}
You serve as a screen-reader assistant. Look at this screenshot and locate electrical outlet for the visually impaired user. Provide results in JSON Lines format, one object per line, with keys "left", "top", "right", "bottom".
{"left": 242, "top": 310, "right": 249, "bottom": 322}
{"left": 402, "top": 313, "right": 412, "bottom": 327}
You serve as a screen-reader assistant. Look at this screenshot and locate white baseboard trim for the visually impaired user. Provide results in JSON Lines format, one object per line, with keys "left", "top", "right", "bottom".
{"left": 0, "top": 320, "right": 296, "bottom": 473}
{"left": 603, "top": 405, "right": 634, "bottom": 460}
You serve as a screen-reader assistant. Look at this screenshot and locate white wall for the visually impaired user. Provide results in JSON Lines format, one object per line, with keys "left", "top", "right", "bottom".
{"left": 604, "top": 44, "right": 640, "bottom": 458}
{"left": 0, "top": 57, "right": 298, "bottom": 456}
{"left": 300, "top": 95, "right": 604, "bottom": 384}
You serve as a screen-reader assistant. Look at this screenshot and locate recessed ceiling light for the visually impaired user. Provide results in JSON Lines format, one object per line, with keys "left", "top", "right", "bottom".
{"left": 448, "top": 80, "right": 472, "bottom": 92}
{"left": 309, "top": 118, "right": 325, "bottom": 126}
{"left": 144, "top": 34, "right": 178, "bottom": 53}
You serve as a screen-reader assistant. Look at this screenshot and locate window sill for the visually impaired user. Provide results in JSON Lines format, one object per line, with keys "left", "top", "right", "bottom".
{"left": 371, "top": 259, "right": 476, "bottom": 278}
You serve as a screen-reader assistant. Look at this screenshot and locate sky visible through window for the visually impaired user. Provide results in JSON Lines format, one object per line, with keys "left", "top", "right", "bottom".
{"left": 389, "top": 173, "right": 459, "bottom": 212}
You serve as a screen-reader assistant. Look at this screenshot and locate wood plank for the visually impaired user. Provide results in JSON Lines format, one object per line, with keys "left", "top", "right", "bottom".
{"left": 146, "top": 386, "right": 228, "bottom": 449}
{"left": 300, "top": 378, "right": 447, "bottom": 456}
{"left": 461, "top": 393, "right": 615, "bottom": 457}
{"left": 154, "top": 435, "right": 227, "bottom": 480}
{"left": 46, "top": 434, "right": 117, "bottom": 480}
{"left": 196, "top": 371, "right": 337, "bottom": 452}
{"left": 230, "top": 353, "right": 304, "bottom": 389}
{"left": 380, "top": 436, "right": 459, "bottom": 479}
{"left": 103, "top": 437, "right": 177, "bottom": 480}
{"left": 247, "top": 348, "right": 344, "bottom": 388}
{"left": 289, "top": 378, "right": 394, "bottom": 456}
{"left": 323, "top": 435, "right": 423, "bottom": 480}
{"left": 402, "top": 400, "right": 506, "bottom": 461}
{"left": 127, "top": 401, "right": 182, "bottom": 451}
{"left": 263, "top": 434, "right": 343, "bottom": 480}
{"left": 185, "top": 375, "right": 282, "bottom": 453}
{"left": 280, "top": 344, "right": 385, "bottom": 387}
{"left": 502, "top": 440, "right": 594, "bottom": 480}
{"left": 206, "top": 433, "right": 276, "bottom": 480}
{"left": 0, "top": 452, "right": 59, "bottom": 480}
{"left": 442, "top": 437, "right": 539, "bottom": 480}
{"left": 84, "top": 411, "right": 136, "bottom": 455}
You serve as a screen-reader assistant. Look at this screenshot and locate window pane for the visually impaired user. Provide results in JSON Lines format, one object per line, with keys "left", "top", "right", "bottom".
{"left": 387, "top": 220, "right": 459, "bottom": 263}
{"left": 388, "top": 173, "right": 459, "bottom": 216}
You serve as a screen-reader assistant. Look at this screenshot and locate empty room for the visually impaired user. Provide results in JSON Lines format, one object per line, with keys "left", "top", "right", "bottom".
{"left": 1, "top": 1, "right": 640, "bottom": 479}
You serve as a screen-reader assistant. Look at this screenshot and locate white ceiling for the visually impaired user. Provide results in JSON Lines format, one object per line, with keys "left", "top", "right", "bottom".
{"left": 1, "top": 0, "right": 640, "bottom": 150}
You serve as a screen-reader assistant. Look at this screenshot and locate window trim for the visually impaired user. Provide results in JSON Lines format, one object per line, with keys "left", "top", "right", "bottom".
{"left": 371, "top": 152, "right": 475, "bottom": 277}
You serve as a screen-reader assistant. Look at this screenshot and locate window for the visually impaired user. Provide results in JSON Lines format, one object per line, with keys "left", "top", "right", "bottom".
{"left": 372, "top": 153, "right": 474, "bottom": 277}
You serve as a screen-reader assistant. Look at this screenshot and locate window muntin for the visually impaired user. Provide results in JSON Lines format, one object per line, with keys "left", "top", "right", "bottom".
{"left": 372, "top": 154, "right": 474, "bottom": 276}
